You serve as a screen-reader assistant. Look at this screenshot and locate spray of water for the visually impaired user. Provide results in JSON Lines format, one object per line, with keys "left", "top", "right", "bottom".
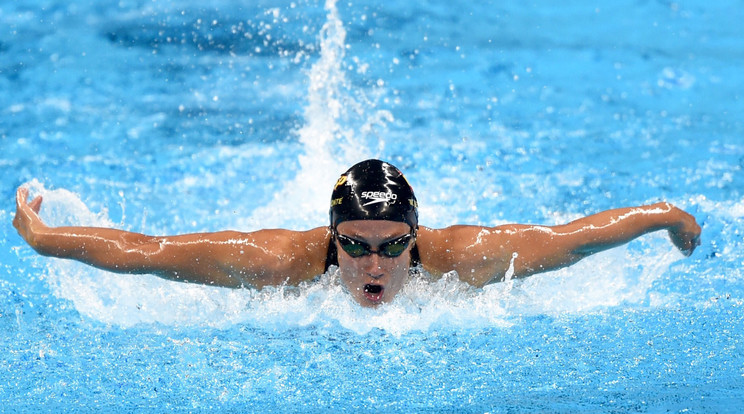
{"left": 244, "top": 0, "right": 392, "bottom": 229}
{"left": 32, "top": 174, "right": 691, "bottom": 332}
{"left": 19, "top": 2, "right": 697, "bottom": 334}
{"left": 27, "top": 174, "right": 688, "bottom": 332}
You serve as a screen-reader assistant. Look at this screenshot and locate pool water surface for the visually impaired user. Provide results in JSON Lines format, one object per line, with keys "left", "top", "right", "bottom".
{"left": 1, "top": 0, "right": 743, "bottom": 411}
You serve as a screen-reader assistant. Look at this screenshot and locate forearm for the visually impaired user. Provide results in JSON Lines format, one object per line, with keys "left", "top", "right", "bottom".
{"left": 14, "top": 187, "right": 278, "bottom": 287}
{"left": 29, "top": 225, "right": 161, "bottom": 273}
{"left": 560, "top": 202, "right": 689, "bottom": 255}
{"left": 502, "top": 202, "right": 699, "bottom": 278}
{"left": 26, "top": 225, "right": 328, "bottom": 288}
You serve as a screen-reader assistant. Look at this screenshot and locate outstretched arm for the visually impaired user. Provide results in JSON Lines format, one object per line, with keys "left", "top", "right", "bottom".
{"left": 504, "top": 202, "right": 701, "bottom": 276}
{"left": 13, "top": 187, "right": 329, "bottom": 288}
{"left": 418, "top": 202, "right": 701, "bottom": 286}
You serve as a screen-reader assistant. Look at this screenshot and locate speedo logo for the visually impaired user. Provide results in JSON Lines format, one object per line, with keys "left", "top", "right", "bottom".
{"left": 361, "top": 191, "right": 398, "bottom": 206}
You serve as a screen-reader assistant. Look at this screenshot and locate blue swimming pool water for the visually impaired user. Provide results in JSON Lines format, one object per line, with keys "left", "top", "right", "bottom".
{"left": 2, "top": 0, "right": 743, "bottom": 411}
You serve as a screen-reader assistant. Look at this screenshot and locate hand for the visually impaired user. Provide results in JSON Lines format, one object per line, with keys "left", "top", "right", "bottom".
{"left": 667, "top": 207, "right": 701, "bottom": 256}
{"left": 13, "top": 187, "right": 46, "bottom": 247}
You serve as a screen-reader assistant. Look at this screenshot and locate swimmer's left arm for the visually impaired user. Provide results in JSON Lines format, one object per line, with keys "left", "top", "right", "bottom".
{"left": 495, "top": 202, "right": 701, "bottom": 280}
{"left": 419, "top": 203, "right": 701, "bottom": 287}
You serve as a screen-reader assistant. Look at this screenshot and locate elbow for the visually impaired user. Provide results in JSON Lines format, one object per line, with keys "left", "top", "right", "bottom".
{"left": 572, "top": 245, "right": 600, "bottom": 257}
{"left": 516, "top": 252, "right": 587, "bottom": 278}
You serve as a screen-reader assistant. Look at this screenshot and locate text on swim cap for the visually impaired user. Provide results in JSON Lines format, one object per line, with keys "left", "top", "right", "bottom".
{"left": 361, "top": 191, "right": 398, "bottom": 206}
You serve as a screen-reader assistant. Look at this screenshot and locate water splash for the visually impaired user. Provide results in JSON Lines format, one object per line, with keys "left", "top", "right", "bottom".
{"left": 244, "top": 0, "right": 392, "bottom": 230}
{"left": 23, "top": 179, "right": 697, "bottom": 334}
{"left": 15, "top": 0, "right": 707, "bottom": 334}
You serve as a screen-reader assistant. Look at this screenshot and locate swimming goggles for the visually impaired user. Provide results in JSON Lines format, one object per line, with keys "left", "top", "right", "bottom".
{"left": 333, "top": 230, "right": 415, "bottom": 258}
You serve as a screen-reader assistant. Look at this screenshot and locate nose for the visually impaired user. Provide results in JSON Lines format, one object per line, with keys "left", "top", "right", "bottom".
{"left": 361, "top": 254, "right": 384, "bottom": 277}
{"left": 368, "top": 271, "right": 384, "bottom": 280}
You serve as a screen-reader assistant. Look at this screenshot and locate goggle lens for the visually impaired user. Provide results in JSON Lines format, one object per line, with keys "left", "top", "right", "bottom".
{"left": 335, "top": 232, "right": 413, "bottom": 258}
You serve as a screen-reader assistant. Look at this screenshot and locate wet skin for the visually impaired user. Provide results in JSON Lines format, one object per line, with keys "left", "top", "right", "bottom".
{"left": 14, "top": 187, "right": 701, "bottom": 309}
{"left": 335, "top": 220, "right": 413, "bottom": 307}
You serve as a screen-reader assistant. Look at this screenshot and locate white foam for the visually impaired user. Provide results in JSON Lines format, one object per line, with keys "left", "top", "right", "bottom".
{"left": 19, "top": 0, "right": 709, "bottom": 334}
{"left": 243, "top": 0, "right": 392, "bottom": 230}
{"left": 25, "top": 179, "right": 114, "bottom": 228}
{"left": 23, "top": 173, "right": 696, "bottom": 334}
{"left": 40, "top": 244, "right": 680, "bottom": 334}
{"left": 28, "top": 180, "right": 681, "bottom": 333}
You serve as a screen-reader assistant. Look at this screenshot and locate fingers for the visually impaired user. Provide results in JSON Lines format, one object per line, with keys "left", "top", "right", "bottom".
{"left": 686, "top": 232, "right": 702, "bottom": 256}
{"left": 13, "top": 188, "right": 28, "bottom": 232}
{"left": 681, "top": 244, "right": 694, "bottom": 257}
{"left": 15, "top": 186, "right": 43, "bottom": 213}
{"left": 14, "top": 187, "right": 44, "bottom": 235}
{"left": 16, "top": 187, "right": 28, "bottom": 206}
{"left": 669, "top": 222, "right": 702, "bottom": 257}
{"left": 29, "top": 194, "right": 43, "bottom": 213}
{"left": 687, "top": 218, "right": 702, "bottom": 255}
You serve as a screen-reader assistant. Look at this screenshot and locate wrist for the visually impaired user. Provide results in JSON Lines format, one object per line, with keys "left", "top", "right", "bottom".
{"left": 649, "top": 202, "right": 685, "bottom": 229}
{"left": 28, "top": 224, "right": 55, "bottom": 254}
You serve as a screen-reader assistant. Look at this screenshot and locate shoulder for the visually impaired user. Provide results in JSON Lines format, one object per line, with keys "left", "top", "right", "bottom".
{"left": 283, "top": 226, "right": 332, "bottom": 284}
{"left": 225, "top": 226, "right": 330, "bottom": 247}
{"left": 416, "top": 225, "right": 514, "bottom": 284}
{"left": 213, "top": 226, "right": 332, "bottom": 286}
{"left": 254, "top": 226, "right": 331, "bottom": 259}
{"left": 417, "top": 225, "right": 511, "bottom": 247}
{"left": 292, "top": 226, "right": 332, "bottom": 251}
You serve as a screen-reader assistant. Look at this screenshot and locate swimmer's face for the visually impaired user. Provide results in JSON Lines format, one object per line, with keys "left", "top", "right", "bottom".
{"left": 334, "top": 220, "right": 413, "bottom": 308}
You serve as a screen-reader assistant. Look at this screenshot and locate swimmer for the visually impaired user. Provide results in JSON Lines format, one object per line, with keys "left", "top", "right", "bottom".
{"left": 13, "top": 159, "right": 701, "bottom": 307}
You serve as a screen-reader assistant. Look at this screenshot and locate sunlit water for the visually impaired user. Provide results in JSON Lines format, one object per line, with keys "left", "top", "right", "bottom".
{"left": 1, "top": 0, "right": 743, "bottom": 411}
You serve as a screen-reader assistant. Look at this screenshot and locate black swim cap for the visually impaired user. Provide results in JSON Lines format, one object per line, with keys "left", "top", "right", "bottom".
{"left": 330, "top": 159, "right": 418, "bottom": 229}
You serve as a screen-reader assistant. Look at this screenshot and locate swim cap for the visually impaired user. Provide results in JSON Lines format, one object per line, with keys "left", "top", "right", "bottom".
{"left": 330, "top": 159, "right": 418, "bottom": 229}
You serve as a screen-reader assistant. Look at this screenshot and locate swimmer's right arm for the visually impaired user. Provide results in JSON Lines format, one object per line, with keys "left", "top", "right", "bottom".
{"left": 13, "top": 187, "right": 329, "bottom": 288}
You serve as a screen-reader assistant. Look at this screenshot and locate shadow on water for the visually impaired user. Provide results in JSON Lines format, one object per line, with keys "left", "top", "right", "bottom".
{"left": 103, "top": 8, "right": 317, "bottom": 57}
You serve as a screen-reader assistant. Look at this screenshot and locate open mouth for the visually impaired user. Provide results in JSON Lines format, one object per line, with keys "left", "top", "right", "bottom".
{"left": 363, "top": 284, "right": 384, "bottom": 302}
